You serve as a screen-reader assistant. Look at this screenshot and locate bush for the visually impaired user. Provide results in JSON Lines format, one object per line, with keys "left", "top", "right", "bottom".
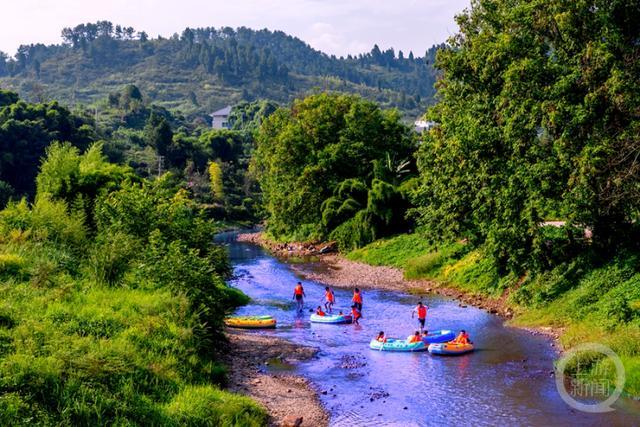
{"left": 0, "top": 253, "right": 27, "bottom": 278}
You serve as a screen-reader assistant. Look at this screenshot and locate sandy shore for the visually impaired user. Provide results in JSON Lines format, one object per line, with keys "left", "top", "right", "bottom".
{"left": 236, "top": 231, "right": 563, "bottom": 343}
{"left": 223, "top": 329, "right": 329, "bottom": 427}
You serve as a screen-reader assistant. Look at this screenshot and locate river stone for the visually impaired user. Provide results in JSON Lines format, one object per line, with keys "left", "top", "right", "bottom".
{"left": 281, "top": 415, "right": 303, "bottom": 427}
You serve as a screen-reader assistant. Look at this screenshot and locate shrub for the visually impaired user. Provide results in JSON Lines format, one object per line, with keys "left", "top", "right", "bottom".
{"left": 164, "top": 385, "right": 267, "bottom": 426}
{"left": 0, "top": 253, "right": 26, "bottom": 278}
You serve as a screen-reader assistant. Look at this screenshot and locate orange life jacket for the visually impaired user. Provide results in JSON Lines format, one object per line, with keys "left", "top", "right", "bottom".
{"left": 352, "top": 291, "right": 362, "bottom": 304}
{"left": 417, "top": 306, "right": 427, "bottom": 319}
{"left": 294, "top": 285, "right": 304, "bottom": 296}
{"left": 316, "top": 309, "right": 325, "bottom": 316}
{"left": 408, "top": 335, "right": 421, "bottom": 343}
{"left": 454, "top": 332, "right": 469, "bottom": 344}
{"left": 326, "top": 290, "right": 335, "bottom": 302}
{"left": 377, "top": 337, "right": 386, "bottom": 343}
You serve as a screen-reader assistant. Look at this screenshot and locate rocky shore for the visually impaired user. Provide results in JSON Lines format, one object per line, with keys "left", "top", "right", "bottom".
{"left": 223, "top": 329, "right": 329, "bottom": 427}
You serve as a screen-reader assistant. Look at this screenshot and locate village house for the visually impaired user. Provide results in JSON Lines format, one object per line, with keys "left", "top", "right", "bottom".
{"left": 210, "top": 106, "right": 232, "bottom": 129}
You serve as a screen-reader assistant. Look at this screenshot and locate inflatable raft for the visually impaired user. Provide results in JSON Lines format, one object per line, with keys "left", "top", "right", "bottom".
{"left": 421, "top": 330, "right": 456, "bottom": 344}
{"left": 224, "top": 315, "right": 277, "bottom": 329}
{"left": 428, "top": 341, "right": 474, "bottom": 355}
{"left": 310, "top": 313, "right": 352, "bottom": 324}
{"left": 369, "top": 338, "right": 427, "bottom": 352}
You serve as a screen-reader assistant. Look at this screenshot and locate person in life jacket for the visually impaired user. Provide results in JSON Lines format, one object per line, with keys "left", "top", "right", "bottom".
{"left": 411, "top": 301, "right": 428, "bottom": 332}
{"left": 407, "top": 331, "right": 421, "bottom": 343}
{"left": 352, "top": 288, "right": 363, "bottom": 311}
{"left": 453, "top": 330, "right": 471, "bottom": 344}
{"left": 315, "top": 306, "right": 326, "bottom": 316}
{"left": 376, "top": 331, "right": 387, "bottom": 343}
{"left": 351, "top": 304, "right": 362, "bottom": 325}
{"left": 324, "top": 286, "right": 335, "bottom": 312}
{"left": 292, "top": 282, "right": 306, "bottom": 313}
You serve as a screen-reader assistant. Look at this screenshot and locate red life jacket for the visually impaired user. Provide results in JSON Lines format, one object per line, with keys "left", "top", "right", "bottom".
{"left": 294, "top": 285, "right": 304, "bottom": 296}
{"left": 352, "top": 291, "right": 362, "bottom": 304}
{"left": 417, "top": 306, "right": 427, "bottom": 319}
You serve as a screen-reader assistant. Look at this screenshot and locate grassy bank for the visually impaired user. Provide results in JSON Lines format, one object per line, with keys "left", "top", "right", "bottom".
{"left": 348, "top": 233, "right": 640, "bottom": 398}
{"left": 0, "top": 144, "right": 267, "bottom": 425}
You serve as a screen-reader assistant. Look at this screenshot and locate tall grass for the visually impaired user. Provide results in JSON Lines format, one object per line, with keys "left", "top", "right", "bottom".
{"left": 0, "top": 180, "right": 267, "bottom": 424}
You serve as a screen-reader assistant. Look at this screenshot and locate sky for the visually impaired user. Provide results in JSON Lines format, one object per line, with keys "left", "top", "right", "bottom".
{"left": 0, "top": 0, "right": 470, "bottom": 57}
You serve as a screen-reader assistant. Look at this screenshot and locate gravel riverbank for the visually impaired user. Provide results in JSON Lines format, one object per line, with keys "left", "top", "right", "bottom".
{"left": 223, "top": 329, "right": 329, "bottom": 427}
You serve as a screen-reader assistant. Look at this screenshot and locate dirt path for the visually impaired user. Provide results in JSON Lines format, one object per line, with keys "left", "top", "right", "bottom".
{"left": 223, "top": 329, "right": 329, "bottom": 427}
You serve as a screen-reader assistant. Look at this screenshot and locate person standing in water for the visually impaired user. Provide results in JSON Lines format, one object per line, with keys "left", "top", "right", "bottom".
{"left": 324, "top": 286, "right": 335, "bottom": 313}
{"left": 351, "top": 304, "right": 362, "bottom": 325}
{"left": 411, "top": 301, "right": 428, "bottom": 332}
{"left": 292, "top": 282, "right": 306, "bottom": 313}
{"left": 352, "top": 288, "right": 363, "bottom": 312}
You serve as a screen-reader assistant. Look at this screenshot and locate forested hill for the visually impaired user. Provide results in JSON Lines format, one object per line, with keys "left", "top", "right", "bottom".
{"left": 0, "top": 22, "right": 441, "bottom": 119}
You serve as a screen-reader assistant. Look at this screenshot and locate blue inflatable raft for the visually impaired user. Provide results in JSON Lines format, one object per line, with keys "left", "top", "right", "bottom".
{"left": 422, "top": 330, "right": 456, "bottom": 344}
{"left": 369, "top": 338, "right": 427, "bottom": 352}
{"left": 310, "top": 313, "right": 352, "bottom": 324}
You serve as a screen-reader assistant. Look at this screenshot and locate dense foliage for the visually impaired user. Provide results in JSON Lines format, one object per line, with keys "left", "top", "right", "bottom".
{"left": 0, "top": 23, "right": 441, "bottom": 118}
{"left": 0, "top": 143, "right": 265, "bottom": 424}
{"left": 0, "top": 90, "right": 95, "bottom": 198}
{"left": 252, "top": 93, "right": 417, "bottom": 249}
{"left": 414, "top": 0, "right": 640, "bottom": 272}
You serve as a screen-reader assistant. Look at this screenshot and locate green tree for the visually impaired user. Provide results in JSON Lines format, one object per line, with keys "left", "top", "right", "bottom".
{"left": 144, "top": 112, "right": 173, "bottom": 157}
{"left": 252, "top": 93, "right": 416, "bottom": 240}
{"left": 208, "top": 161, "right": 224, "bottom": 201}
{"left": 414, "top": 0, "right": 640, "bottom": 271}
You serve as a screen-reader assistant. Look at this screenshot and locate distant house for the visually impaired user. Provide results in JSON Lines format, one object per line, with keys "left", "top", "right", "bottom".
{"left": 210, "top": 106, "right": 232, "bottom": 129}
{"left": 414, "top": 120, "right": 436, "bottom": 133}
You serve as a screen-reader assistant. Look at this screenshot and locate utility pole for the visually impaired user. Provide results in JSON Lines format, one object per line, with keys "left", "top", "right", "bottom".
{"left": 157, "top": 155, "right": 165, "bottom": 177}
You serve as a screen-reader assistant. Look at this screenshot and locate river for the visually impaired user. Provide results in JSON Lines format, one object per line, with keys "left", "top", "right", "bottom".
{"left": 217, "top": 232, "right": 640, "bottom": 426}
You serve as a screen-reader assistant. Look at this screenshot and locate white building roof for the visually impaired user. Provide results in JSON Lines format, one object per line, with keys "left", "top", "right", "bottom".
{"left": 210, "top": 106, "right": 232, "bottom": 117}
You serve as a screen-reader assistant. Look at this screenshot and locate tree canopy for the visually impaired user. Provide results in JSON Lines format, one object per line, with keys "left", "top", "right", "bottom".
{"left": 252, "top": 93, "right": 416, "bottom": 245}
{"left": 414, "top": 0, "right": 640, "bottom": 271}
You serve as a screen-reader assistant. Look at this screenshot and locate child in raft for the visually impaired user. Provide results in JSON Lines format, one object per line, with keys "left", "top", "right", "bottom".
{"left": 452, "top": 330, "right": 471, "bottom": 344}
{"left": 421, "top": 330, "right": 430, "bottom": 341}
{"left": 376, "top": 331, "right": 387, "bottom": 343}
{"left": 407, "top": 331, "right": 421, "bottom": 343}
{"left": 351, "top": 304, "right": 362, "bottom": 325}
{"left": 315, "top": 306, "right": 326, "bottom": 316}
{"left": 324, "top": 286, "right": 335, "bottom": 313}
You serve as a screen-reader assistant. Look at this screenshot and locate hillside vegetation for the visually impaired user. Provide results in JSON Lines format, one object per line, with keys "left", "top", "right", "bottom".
{"left": 0, "top": 141, "right": 266, "bottom": 424}
{"left": 0, "top": 22, "right": 440, "bottom": 119}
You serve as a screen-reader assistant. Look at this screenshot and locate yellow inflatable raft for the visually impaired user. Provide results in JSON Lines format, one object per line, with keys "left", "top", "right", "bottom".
{"left": 224, "top": 315, "right": 277, "bottom": 329}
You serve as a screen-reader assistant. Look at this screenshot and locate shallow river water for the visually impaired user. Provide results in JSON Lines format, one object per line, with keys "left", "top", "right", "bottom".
{"left": 217, "top": 232, "right": 640, "bottom": 426}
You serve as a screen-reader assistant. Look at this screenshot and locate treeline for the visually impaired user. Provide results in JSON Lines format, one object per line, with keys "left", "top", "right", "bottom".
{"left": 0, "top": 22, "right": 437, "bottom": 117}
